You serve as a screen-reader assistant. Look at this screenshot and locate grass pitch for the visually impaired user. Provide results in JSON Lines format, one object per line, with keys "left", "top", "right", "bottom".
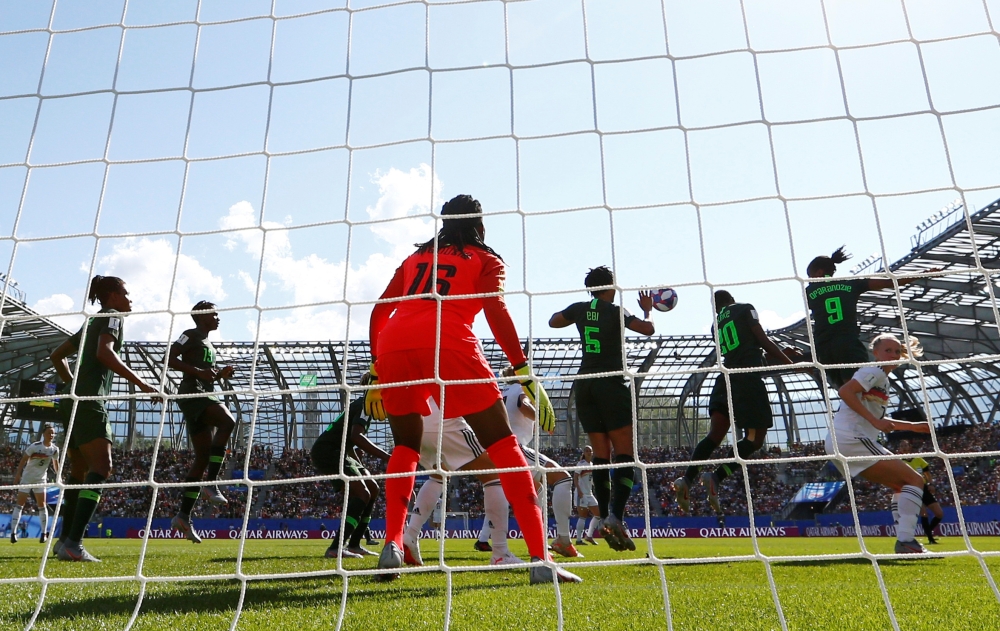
{"left": 2, "top": 536, "right": 999, "bottom": 630}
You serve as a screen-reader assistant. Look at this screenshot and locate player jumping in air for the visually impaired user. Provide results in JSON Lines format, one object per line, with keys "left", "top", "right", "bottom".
{"left": 50, "top": 275, "right": 161, "bottom": 562}
{"left": 673, "top": 290, "right": 795, "bottom": 515}
{"left": 10, "top": 424, "right": 60, "bottom": 543}
{"left": 806, "top": 247, "right": 935, "bottom": 389}
{"left": 311, "top": 386, "right": 388, "bottom": 559}
{"left": 500, "top": 372, "right": 580, "bottom": 558}
{"left": 549, "top": 266, "right": 655, "bottom": 552}
{"left": 896, "top": 438, "right": 944, "bottom": 544}
{"left": 825, "top": 333, "right": 931, "bottom": 554}
{"left": 574, "top": 445, "right": 599, "bottom": 545}
{"left": 403, "top": 400, "right": 523, "bottom": 567}
{"left": 168, "top": 301, "right": 237, "bottom": 542}
{"left": 367, "top": 194, "right": 581, "bottom": 584}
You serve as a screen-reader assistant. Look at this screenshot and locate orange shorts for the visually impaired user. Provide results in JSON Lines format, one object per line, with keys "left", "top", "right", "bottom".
{"left": 376, "top": 348, "right": 501, "bottom": 419}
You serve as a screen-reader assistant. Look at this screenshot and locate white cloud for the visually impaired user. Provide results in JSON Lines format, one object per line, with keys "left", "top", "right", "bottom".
{"left": 31, "top": 293, "right": 82, "bottom": 332}
{"left": 219, "top": 164, "right": 442, "bottom": 341}
{"left": 757, "top": 309, "right": 805, "bottom": 331}
{"left": 94, "top": 237, "right": 227, "bottom": 341}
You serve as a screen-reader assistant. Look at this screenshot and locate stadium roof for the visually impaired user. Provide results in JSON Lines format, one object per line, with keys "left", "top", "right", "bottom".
{"left": 1, "top": 199, "right": 998, "bottom": 452}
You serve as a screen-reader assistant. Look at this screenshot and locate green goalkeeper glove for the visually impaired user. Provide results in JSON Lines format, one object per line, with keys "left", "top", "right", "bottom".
{"left": 514, "top": 364, "right": 556, "bottom": 433}
{"left": 364, "top": 363, "right": 386, "bottom": 421}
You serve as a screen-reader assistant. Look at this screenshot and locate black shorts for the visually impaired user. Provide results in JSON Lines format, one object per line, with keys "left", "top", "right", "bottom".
{"left": 923, "top": 485, "right": 937, "bottom": 506}
{"left": 816, "top": 337, "right": 870, "bottom": 389}
{"left": 177, "top": 395, "right": 221, "bottom": 437}
{"left": 310, "top": 440, "right": 364, "bottom": 491}
{"left": 574, "top": 375, "right": 633, "bottom": 435}
{"left": 708, "top": 373, "right": 773, "bottom": 430}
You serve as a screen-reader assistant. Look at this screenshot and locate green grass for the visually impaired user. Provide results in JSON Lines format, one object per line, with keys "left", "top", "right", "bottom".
{"left": 2, "top": 537, "right": 999, "bottom": 630}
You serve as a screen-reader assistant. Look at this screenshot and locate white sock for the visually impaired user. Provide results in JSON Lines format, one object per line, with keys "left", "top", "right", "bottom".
{"left": 483, "top": 480, "right": 509, "bottom": 555}
{"left": 405, "top": 478, "right": 442, "bottom": 538}
{"left": 586, "top": 517, "right": 598, "bottom": 538}
{"left": 894, "top": 485, "right": 923, "bottom": 543}
{"left": 11, "top": 505, "right": 22, "bottom": 530}
{"left": 38, "top": 507, "right": 48, "bottom": 537}
{"left": 552, "top": 478, "right": 573, "bottom": 538}
{"left": 575, "top": 517, "right": 587, "bottom": 539}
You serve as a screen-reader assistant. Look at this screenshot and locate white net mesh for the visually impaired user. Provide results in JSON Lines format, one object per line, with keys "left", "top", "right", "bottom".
{"left": 2, "top": 0, "right": 1000, "bottom": 629}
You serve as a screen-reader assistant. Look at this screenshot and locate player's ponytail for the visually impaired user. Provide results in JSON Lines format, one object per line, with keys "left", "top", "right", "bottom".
{"left": 807, "top": 246, "right": 852, "bottom": 278}
{"left": 87, "top": 275, "right": 124, "bottom": 305}
{"left": 415, "top": 194, "right": 504, "bottom": 261}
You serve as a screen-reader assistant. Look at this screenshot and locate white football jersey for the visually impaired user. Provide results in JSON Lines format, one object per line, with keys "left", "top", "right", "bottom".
{"left": 21, "top": 441, "right": 59, "bottom": 484}
{"left": 833, "top": 366, "right": 890, "bottom": 441}
{"left": 502, "top": 384, "right": 535, "bottom": 447}
{"left": 576, "top": 459, "right": 593, "bottom": 496}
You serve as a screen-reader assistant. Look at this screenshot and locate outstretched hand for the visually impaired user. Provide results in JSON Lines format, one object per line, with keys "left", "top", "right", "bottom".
{"left": 637, "top": 291, "right": 653, "bottom": 317}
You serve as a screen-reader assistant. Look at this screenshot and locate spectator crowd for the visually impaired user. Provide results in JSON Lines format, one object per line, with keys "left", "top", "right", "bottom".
{"left": 5, "top": 422, "right": 1000, "bottom": 522}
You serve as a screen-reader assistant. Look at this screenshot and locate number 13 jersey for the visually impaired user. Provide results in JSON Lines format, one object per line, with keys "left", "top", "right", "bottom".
{"left": 374, "top": 246, "right": 509, "bottom": 355}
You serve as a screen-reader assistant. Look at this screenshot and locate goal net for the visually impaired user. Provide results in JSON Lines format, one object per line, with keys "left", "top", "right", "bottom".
{"left": 2, "top": 0, "right": 1000, "bottom": 629}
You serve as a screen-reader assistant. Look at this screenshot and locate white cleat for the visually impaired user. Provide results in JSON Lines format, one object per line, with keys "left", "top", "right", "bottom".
{"left": 491, "top": 551, "right": 527, "bottom": 566}
{"left": 402, "top": 530, "right": 423, "bottom": 566}
{"left": 529, "top": 557, "right": 583, "bottom": 584}
{"left": 171, "top": 515, "right": 202, "bottom": 543}
{"left": 200, "top": 487, "right": 229, "bottom": 506}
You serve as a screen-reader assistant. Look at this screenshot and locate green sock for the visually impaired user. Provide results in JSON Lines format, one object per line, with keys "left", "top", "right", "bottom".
{"left": 206, "top": 446, "right": 226, "bottom": 482}
{"left": 610, "top": 455, "right": 635, "bottom": 520}
{"left": 68, "top": 472, "right": 105, "bottom": 543}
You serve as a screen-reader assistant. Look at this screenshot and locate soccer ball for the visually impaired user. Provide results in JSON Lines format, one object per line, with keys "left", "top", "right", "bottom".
{"left": 651, "top": 287, "right": 678, "bottom": 312}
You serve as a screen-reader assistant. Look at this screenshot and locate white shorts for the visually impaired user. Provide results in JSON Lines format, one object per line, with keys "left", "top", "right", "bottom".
{"left": 520, "top": 446, "right": 558, "bottom": 484}
{"left": 825, "top": 430, "right": 892, "bottom": 478}
{"left": 420, "top": 415, "right": 485, "bottom": 472}
{"left": 578, "top": 494, "right": 598, "bottom": 508}
{"left": 18, "top": 478, "right": 47, "bottom": 496}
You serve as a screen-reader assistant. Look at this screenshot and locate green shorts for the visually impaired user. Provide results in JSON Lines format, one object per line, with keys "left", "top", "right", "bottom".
{"left": 59, "top": 401, "right": 113, "bottom": 449}
{"left": 311, "top": 439, "right": 365, "bottom": 491}
{"left": 708, "top": 373, "right": 773, "bottom": 430}
{"left": 574, "top": 375, "right": 634, "bottom": 435}
{"left": 816, "top": 337, "right": 870, "bottom": 389}
{"left": 177, "top": 395, "right": 221, "bottom": 437}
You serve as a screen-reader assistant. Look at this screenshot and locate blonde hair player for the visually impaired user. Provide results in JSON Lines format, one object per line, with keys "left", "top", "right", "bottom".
{"left": 10, "top": 424, "right": 60, "bottom": 544}
{"left": 824, "top": 333, "right": 931, "bottom": 554}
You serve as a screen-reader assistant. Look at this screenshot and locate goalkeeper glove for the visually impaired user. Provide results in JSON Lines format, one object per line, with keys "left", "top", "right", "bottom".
{"left": 514, "top": 364, "right": 556, "bottom": 433}
{"left": 364, "top": 363, "right": 386, "bottom": 421}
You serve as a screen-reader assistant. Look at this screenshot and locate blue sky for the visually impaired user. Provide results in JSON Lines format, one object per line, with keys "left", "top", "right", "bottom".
{"left": 1, "top": 0, "right": 1000, "bottom": 344}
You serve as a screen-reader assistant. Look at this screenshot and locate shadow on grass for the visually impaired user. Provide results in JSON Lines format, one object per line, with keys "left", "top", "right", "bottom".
{"left": 35, "top": 571, "right": 524, "bottom": 620}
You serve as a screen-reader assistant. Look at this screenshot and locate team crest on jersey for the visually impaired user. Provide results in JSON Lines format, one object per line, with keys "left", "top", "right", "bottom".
{"left": 862, "top": 387, "right": 889, "bottom": 407}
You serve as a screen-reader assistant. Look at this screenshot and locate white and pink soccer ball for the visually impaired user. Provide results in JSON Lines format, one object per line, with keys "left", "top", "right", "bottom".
{"left": 651, "top": 287, "right": 678, "bottom": 312}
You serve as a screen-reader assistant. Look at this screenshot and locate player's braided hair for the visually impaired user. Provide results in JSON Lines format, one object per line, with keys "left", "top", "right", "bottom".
{"left": 415, "top": 194, "right": 503, "bottom": 260}
{"left": 87, "top": 275, "right": 124, "bottom": 305}
{"left": 584, "top": 265, "right": 614, "bottom": 297}
{"left": 806, "top": 246, "right": 851, "bottom": 277}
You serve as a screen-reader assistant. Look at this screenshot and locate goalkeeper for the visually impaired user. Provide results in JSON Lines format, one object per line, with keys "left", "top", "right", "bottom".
{"left": 548, "top": 266, "right": 655, "bottom": 552}
{"left": 367, "top": 194, "right": 581, "bottom": 585}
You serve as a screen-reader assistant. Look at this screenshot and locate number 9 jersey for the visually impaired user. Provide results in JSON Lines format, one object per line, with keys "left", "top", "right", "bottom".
{"left": 805, "top": 278, "right": 871, "bottom": 346}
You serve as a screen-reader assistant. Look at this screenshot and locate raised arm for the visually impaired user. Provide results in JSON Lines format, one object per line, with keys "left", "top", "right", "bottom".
{"left": 749, "top": 322, "right": 794, "bottom": 365}
{"left": 868, "top": 267, "right": 943, "bottom": 292}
